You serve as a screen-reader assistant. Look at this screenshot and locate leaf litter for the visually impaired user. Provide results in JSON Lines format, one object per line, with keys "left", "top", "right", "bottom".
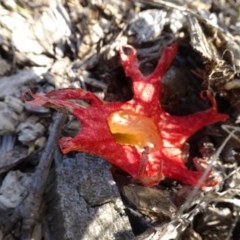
{"left": 0, "top": 0, "right": 240, "bottom": 239}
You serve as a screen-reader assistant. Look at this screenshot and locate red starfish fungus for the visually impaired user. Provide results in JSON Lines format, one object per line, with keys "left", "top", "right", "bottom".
{"left": 24, "top": 43, "right": 228, "bottom": 186}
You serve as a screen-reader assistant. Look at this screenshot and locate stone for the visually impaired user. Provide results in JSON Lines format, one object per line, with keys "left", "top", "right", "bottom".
{"left": 0, "top": 68, "right": 46, "bottom": 98}
{"left": 0, "top": 170, "right": 31, "bottom": 209}
{"left": 17, "top": 118, "right": 45, "bottom": 144}
{"left": 45, "top": 153, "right": 134, "bottom": 240}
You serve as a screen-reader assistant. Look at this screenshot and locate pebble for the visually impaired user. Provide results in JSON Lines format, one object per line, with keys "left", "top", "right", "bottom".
{"left": 0, "top": 109, "right": 18, "bottom": 135}
{"left": 0, "top": 170, "right": 31, "bottom": 209}
{"left": 5, "top": 96, "right": 24, "bottom": 114}
{"left": 128, "top": 9, "right": 167, "bottom": 43}
{"left": 17, "top": 118, "right": 45, "bottom": 144}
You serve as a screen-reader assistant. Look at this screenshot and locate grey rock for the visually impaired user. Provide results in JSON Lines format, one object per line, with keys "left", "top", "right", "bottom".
{"left": 0, "top": 109, "right": 18, "bottom": 135}
{"left": 0, "top": 1, "right": 71, "bottom": 65}
{"left": 0, "top": 170, "right": 31, "bottom": 209}
{"left": 0, "top": 96, "right": 24, "bottom": 134}
{"left": 5, "top": 96, "right": 24, "bottom": 114}
{"left": 128, "top": 9, "right": 167, "bottom": 43}
{"left": 17, "top": 121, "right": 45, "bottom": 144}
{"left": 0, "top": 68, "right": 47, "bottom": 98}
{"left": 45, "top": 153, "right": 134, "bottom": 240}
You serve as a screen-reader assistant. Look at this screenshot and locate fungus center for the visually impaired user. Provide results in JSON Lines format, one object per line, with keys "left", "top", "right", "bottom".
{"left": 108, "top": 110, "right": 161, "bottom": 150}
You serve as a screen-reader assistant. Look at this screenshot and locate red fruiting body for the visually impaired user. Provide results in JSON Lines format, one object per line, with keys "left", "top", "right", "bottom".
{"left": 24, "top": 43, "right": 228, "bottom": 186}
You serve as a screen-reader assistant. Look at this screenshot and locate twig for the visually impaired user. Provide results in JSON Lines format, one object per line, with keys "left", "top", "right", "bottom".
{"left": 20, "top": 113, "right": 66, "bottom": 239}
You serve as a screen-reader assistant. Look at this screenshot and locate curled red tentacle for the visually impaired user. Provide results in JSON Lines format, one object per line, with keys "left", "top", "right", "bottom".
{"left": 200, "top": 90, "right": 218, "bottom": 109}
